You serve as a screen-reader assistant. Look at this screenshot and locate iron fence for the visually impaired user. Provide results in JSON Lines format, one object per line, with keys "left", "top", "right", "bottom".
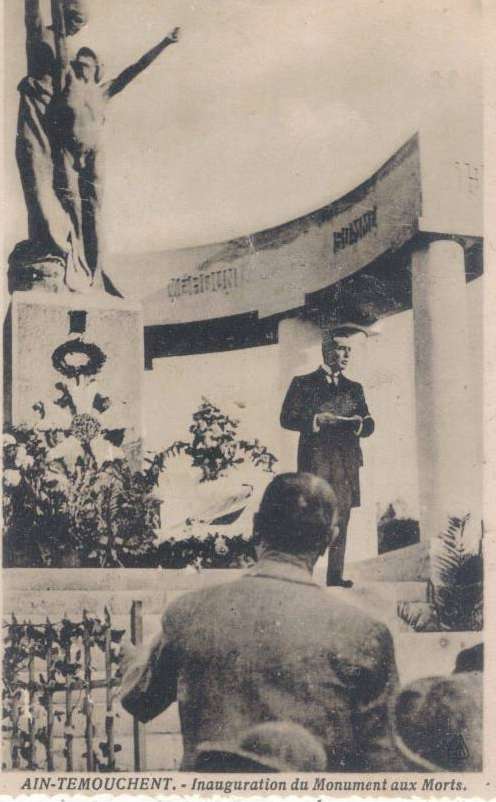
{"left": 2, "top": 600, "right": 145, "bottom": 772}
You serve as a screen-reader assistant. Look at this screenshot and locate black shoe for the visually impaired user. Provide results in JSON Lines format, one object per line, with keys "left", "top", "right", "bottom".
{"left": 327, "top": 579, "right": 353, "bottom": 588}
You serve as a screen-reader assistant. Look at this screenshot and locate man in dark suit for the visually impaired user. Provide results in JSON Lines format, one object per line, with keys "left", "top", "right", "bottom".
{"left": 280, "top": 326, "right": 374, "bottom": 587}
{"left": 120, "top": 473, "right": 401, "bottom": 771}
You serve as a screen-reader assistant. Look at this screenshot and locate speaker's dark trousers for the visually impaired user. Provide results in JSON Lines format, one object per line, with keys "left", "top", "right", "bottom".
{"left": 326, "top": 506, "right": 351, "bottom": 586}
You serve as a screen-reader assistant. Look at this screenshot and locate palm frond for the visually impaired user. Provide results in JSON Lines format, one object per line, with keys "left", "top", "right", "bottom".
{"left": 431, "top": 513, "right": 474, "bottom": 587}
{"left": 428, "top": 513, "right": 483, "bottom": 631}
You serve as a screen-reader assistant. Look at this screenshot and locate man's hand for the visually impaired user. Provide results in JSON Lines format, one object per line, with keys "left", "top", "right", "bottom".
{"left": 167, "top": 26, "right": 180, "bottom": 44}
{"left": 315, "top": 411, "right": 340, "bottom": 427}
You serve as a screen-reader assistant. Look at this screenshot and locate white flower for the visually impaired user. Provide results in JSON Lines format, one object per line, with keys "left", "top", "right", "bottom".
{"left": 69, "top": 381, "right": 98, "bottom": 416}
{"left": 47, "top": 436, "right": 84, "bottom": 471}
{"left": 220, "top": 442, "right": 237, "bottom": 460}
{"left": 91, "top": 437, "right": 125, "bottom": 468}
{"left": 46, "top": 433, "right": 126, "bottom": 471}
{"left": 14, "top": 445, "right": 34, "bottom": 469}
{"left": 214, "top": 535, "right": 229, "bottom": 555}
{"left": 4, "top": 469, "right": 21, "bottom": 487}
{"left": 3, "top": 433, "right": 16, "bottom": 447}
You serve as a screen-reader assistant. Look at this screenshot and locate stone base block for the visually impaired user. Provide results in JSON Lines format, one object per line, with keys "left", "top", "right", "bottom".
{"left": 4, "top": 291, "right": 144, "bottom": 451}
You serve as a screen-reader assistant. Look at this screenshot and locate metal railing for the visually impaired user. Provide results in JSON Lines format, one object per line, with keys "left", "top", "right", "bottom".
{"left": 2, "top": 601, "right": 144, "bottom": 772}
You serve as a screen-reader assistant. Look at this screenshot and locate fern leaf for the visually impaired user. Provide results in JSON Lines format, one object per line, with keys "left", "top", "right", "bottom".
{"left": 431, "top": 513, "right": 472, "bottom": 586}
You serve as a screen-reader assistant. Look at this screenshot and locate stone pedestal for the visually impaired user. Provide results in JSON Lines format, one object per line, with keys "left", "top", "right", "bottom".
{"left": 4, "top": 291, "right": 144, "bottom": 460}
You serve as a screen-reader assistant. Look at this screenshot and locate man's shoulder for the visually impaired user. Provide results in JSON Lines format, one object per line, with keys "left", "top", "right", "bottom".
{"left": 290, "top": 371, "right": 364, "bottom": 390}
{"left": 297, "top": 584, "right": 390, "bottom": 639}
{"left": 328, "top": 595, "right": 390, "bottom": 637}
{"left": 317, "top": 595, "right": 394, "bottom": 667}
{"left": 162, "top": 576, "right": 253, "bottom": 621}
{"left": 165, "top": 574, "right": 388, "bottom": 631}
{"left": 340, "top": 375, "right": 363, "bottom": 389}
{"left": 163, "top": 573, "right": 323, "bottom": 624}
{"left": 290, "top": 369, "right": 323, "bottom": 386}
{"left": 163, "top": 576, "right": 392, "bottom": 664}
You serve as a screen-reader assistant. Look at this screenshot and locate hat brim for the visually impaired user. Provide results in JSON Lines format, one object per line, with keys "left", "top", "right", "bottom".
{"left": 390, "top": 674, "right": 483, "bottom": 772}
{"left": 195, "top": 741, "right": 290, "bottom": 772}
{"left": 325, "top": 323, "right": 374, "bottom": 338}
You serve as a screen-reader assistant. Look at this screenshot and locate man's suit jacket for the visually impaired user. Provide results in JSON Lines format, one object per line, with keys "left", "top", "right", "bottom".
{"left": 120, "top": 553, "right": 402, "bottom": 771}
{"left": 280, "top": 368, "right": 374, "bottom": 508}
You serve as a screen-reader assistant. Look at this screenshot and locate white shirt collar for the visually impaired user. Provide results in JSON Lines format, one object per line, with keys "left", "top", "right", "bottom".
{"left": 320, "top": 364, "right": 341, "bottom": 382}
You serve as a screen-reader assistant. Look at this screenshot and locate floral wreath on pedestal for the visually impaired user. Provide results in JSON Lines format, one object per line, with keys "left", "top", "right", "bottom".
{"left": 51, "top": 339, "right": 106, "bottom": 383}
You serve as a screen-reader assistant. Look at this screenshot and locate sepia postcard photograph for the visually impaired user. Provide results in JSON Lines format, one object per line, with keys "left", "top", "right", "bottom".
{"left": 0, "top": 0, "right": 494, "bottom": 797}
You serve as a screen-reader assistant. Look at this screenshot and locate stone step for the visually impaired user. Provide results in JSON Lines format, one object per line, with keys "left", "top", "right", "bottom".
{"left": 346, "top": 541, "right": 430, "bottom": 582}
{"left": 4, "top": 567, "right": 243, "bottom": 594}
{"left": 320, "top": 580, "right": 427, "bottom": 629}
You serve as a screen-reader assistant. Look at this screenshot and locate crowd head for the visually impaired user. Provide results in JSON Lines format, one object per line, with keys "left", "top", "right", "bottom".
{"left": 195, "top": 721, "right": 328, "bottom": 773}
{"left": 254, "top": 472, "right": 339, "bottom": 558}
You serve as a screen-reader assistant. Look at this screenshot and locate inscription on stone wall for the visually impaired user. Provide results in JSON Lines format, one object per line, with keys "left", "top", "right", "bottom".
{"left": 333, "top": 206, "right": 378, "bottom": 253}
{"left": 167, "top": 266, "right": 241, "bottom": 299}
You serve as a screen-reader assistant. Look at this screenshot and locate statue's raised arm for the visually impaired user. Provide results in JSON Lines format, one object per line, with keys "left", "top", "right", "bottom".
{"left": 50, "top": 0, "right": 71, "bottom": 93}
{"left": 105, "top": 27, "right": 181, "bottom": 99}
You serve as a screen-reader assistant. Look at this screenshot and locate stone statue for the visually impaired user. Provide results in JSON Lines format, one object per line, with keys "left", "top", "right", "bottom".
{"left": 10, "top": 0, "right": 180, "bottom": 294}
{"left": 11, "top": 0, "right": 89, "bottom": 292}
